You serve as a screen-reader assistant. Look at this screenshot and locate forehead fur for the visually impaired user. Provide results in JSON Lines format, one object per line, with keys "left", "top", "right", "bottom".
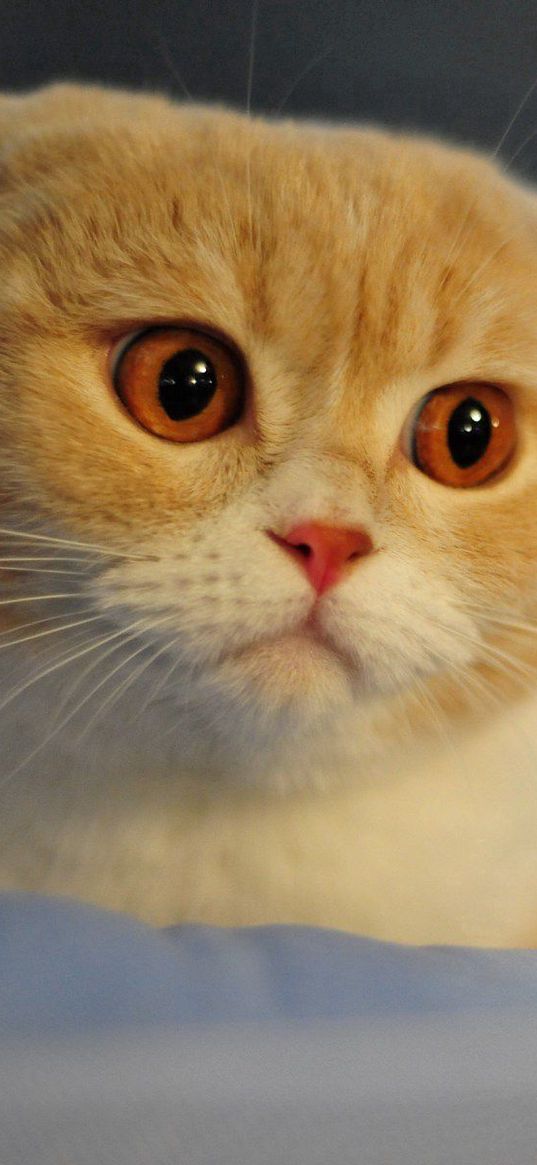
{"left": 0, "top": 82, "right": 536, "bottom": 360}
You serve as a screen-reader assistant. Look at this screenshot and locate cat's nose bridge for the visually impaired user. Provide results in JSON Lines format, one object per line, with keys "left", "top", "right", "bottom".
{"left": 263, "top": 446, "right": 375, "bottom": 508}
{"left": 266, "top": 522, "right": 374, "bottom": 596}
{"left": 259, "top": 451, "right": 377, "bottom": 595}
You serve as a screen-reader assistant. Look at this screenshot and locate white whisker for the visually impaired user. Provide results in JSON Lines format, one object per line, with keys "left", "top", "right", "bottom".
{"left": 459, "top": 605, "right": 537, "bottom": 637}
{"left": 410, "top": 672, "right": 469, "bottom": 771}
{"left": 0, "top": 593, "right": 82, "bottom": 606}
{"left": 492, "top": 73, "right": 537, "bottom": 160}
{"left": 245, "top": 0, "right": 259, "bottom": 117}
{"left": 0, "top": 555, "right": 99, "bottom": 564}
{"left": 0, "top": 608, "right": 96, "bottom": 638}
{"left": 438, "top": 68, "right": 537, "bottom": 286}
{"left": 0, "top": 565, "right": 90, "bottom": 576}
{"left": 152, "top": 26, "right": 193, "bottom": 101}
{"left": 437, "top": 617, "right": 537, "bottom": 688}
{"left": 0, "top": 614, "right": 103, "bottom": 651}
{"left": 0, "top": 614, "right": 178, "bottom": 785}
{"left": 0, "top": 622, "right": 144, "bottom": 718}
{"left": 448, "top": 237, "right": 514, "bottom": 311}
{"left": 463, "top": 667, "right": 507, "bottom": 710}
{"left": 272, "top": 46, "right": 334, "bottom": 116}
{"left": 412, "top": 673, "right": 447, "bottom": 735}
{"left": 0, "top": 526, "right": 153, "bottom": 561}
{"left": 139, "top": 645, "right": 183, "bottom": 713}
{"left": 76, "top": 624, "right": 179, "bottom": 743}
{"left": 502, "top": 124, "right": 537, "bottom": 173}
{"left": 49, "top": 616, "right": 165, "bottom": 726}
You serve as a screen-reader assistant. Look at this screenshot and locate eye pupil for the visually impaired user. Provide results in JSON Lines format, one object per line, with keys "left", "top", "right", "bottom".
{"left": 158, "top": 347, "right": 217, "bottom": 421}
{"left": 447, "top": 397, "right": 491, "bottom": 468}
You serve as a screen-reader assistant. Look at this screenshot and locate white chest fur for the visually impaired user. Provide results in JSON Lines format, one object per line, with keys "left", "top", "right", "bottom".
{"left": 1, "top": 644, "right": 537, "bottom": 948}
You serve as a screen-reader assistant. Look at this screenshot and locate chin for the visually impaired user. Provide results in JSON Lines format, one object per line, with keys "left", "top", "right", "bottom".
{"left": 184, "top": 633, "right": 391, "bottom": 793}
{"left": 209, "top": 631, "right": 360, "bottom": 723}
{"left": 172, "top": 632, "right": 419, "bottom": 791}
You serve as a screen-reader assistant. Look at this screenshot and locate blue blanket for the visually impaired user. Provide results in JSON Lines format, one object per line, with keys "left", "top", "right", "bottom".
{"left": 1, "top": 893, "right": 536, "bottom": 1163}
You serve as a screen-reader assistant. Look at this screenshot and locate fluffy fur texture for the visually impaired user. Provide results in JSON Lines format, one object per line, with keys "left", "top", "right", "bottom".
{"left": 1, "top": 82, "right": 537, "bottom": 944}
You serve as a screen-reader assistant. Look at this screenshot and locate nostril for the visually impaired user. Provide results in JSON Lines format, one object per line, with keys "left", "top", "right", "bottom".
{"left": 266, "top": 523, "right": 374, "bottom": 597}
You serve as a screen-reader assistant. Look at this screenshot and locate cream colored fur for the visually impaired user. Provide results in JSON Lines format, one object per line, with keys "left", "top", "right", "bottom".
{"left": 1, "top": 83, "right": 537, "bottom": 944}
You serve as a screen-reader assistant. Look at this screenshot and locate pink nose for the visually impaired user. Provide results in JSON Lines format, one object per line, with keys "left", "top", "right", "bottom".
{"left": 267, "top": 521, "right": 373, "bottom": 596}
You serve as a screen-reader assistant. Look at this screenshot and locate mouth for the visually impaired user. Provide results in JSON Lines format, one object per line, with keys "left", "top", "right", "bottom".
{"left": 226, "top": 611, "right": 356, "bottom": 674}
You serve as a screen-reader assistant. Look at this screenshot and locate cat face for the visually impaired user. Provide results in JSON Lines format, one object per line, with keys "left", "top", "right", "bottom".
{"left": 2, "top": 83, "right": 537, "bottom": 782}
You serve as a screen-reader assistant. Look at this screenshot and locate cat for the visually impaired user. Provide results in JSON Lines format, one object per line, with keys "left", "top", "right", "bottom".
{"left": 0, "top": 79, "right": 537, "bottom": 945}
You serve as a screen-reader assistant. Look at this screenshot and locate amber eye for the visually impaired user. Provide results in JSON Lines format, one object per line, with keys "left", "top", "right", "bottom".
{"left": 409, "top": 383, "right": 516, "bottom": 487}
{"left": 112, "top": 326, "right": 245, "bottom": 442}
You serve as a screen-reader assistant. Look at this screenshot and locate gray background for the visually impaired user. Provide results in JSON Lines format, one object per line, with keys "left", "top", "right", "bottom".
{"left": 3, "top": 1, "right": 537, "bottom": 176}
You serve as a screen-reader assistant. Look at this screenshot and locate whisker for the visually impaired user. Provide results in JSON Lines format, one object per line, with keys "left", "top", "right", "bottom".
{"left": 448, "top": 237, "right": 514, "bottom": 312}
{"left": 0, "top": 614, "right": 178, "bottom": 784}
{"left": 480, "top": 619, "right": 537, "bottom": 639}
{"left": 479, "top": 648, "right": 537, "bottom": 687}
{"left": 75, "top": 624, "right": 179, "bottom": 743}
{"left": 0, "top": 593, "right": 82, "bottom": 607}
{"left": 0, "top": 555, "right": 99, "bottom": 564}
{"left": 0, "top": 608, "right": 96, "bottom": 638}
{"left": 409, "top": 671, "right": 470, "bottom": 767}
{"left": 0, "top": 638, "right": 143, "bottom": 788}
{"left": 0, "top": 566, "right": 90, "bottom": 576}
{"left": 139, "top": 646, "right": 183, "bottom": 713}
{"left": 272, "top": 45, "right": 334, "bottom": 116}
{"left": 463, "top": 667, "right": 507, "bottom": 710}
{"left": 378, "top": 600, "right": 537, "bottom": 695}
{"left": 437, "top": 618, "right": 537, "bottom": 688}
{"left": 152, "top": 25, "right": 193, "bottom": 101}
{"left": 438, "top": 70, "right": 537, "bottom": 287}
{"left": 0, "top": 591, "right": 82, "bottom": 610}
{"left": 502, "top": 124, "right": 537, "bottom": 174}
{"left": 458, "top": 605, "right": 537, "bottom": 636}
{"left": 492, "top": 73, "right": 537, "bottom": 160}
{"left": 0, "top": 526, "right": 153, "bottom": 561}
{"left": 48, "top": 616, "right": 167, "bottom": 726}
{"left": 412, "top": 673, "right": 446, "bottom": 731}
{"left": 243, "top": 0, "right": 259, "bottom": 259}
{"left": 0, "top": 614, "right": 103, "bottom": 651}
{"left": 245, "top": 0, "right": 259, "bottom": 116}
{"left": 0, "top": 622, "right": 147, "bottom": 719}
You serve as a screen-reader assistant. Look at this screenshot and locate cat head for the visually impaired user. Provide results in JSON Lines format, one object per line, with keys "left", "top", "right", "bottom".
{"left": 1, "top": 82, "right": 537, "bottom": 786}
